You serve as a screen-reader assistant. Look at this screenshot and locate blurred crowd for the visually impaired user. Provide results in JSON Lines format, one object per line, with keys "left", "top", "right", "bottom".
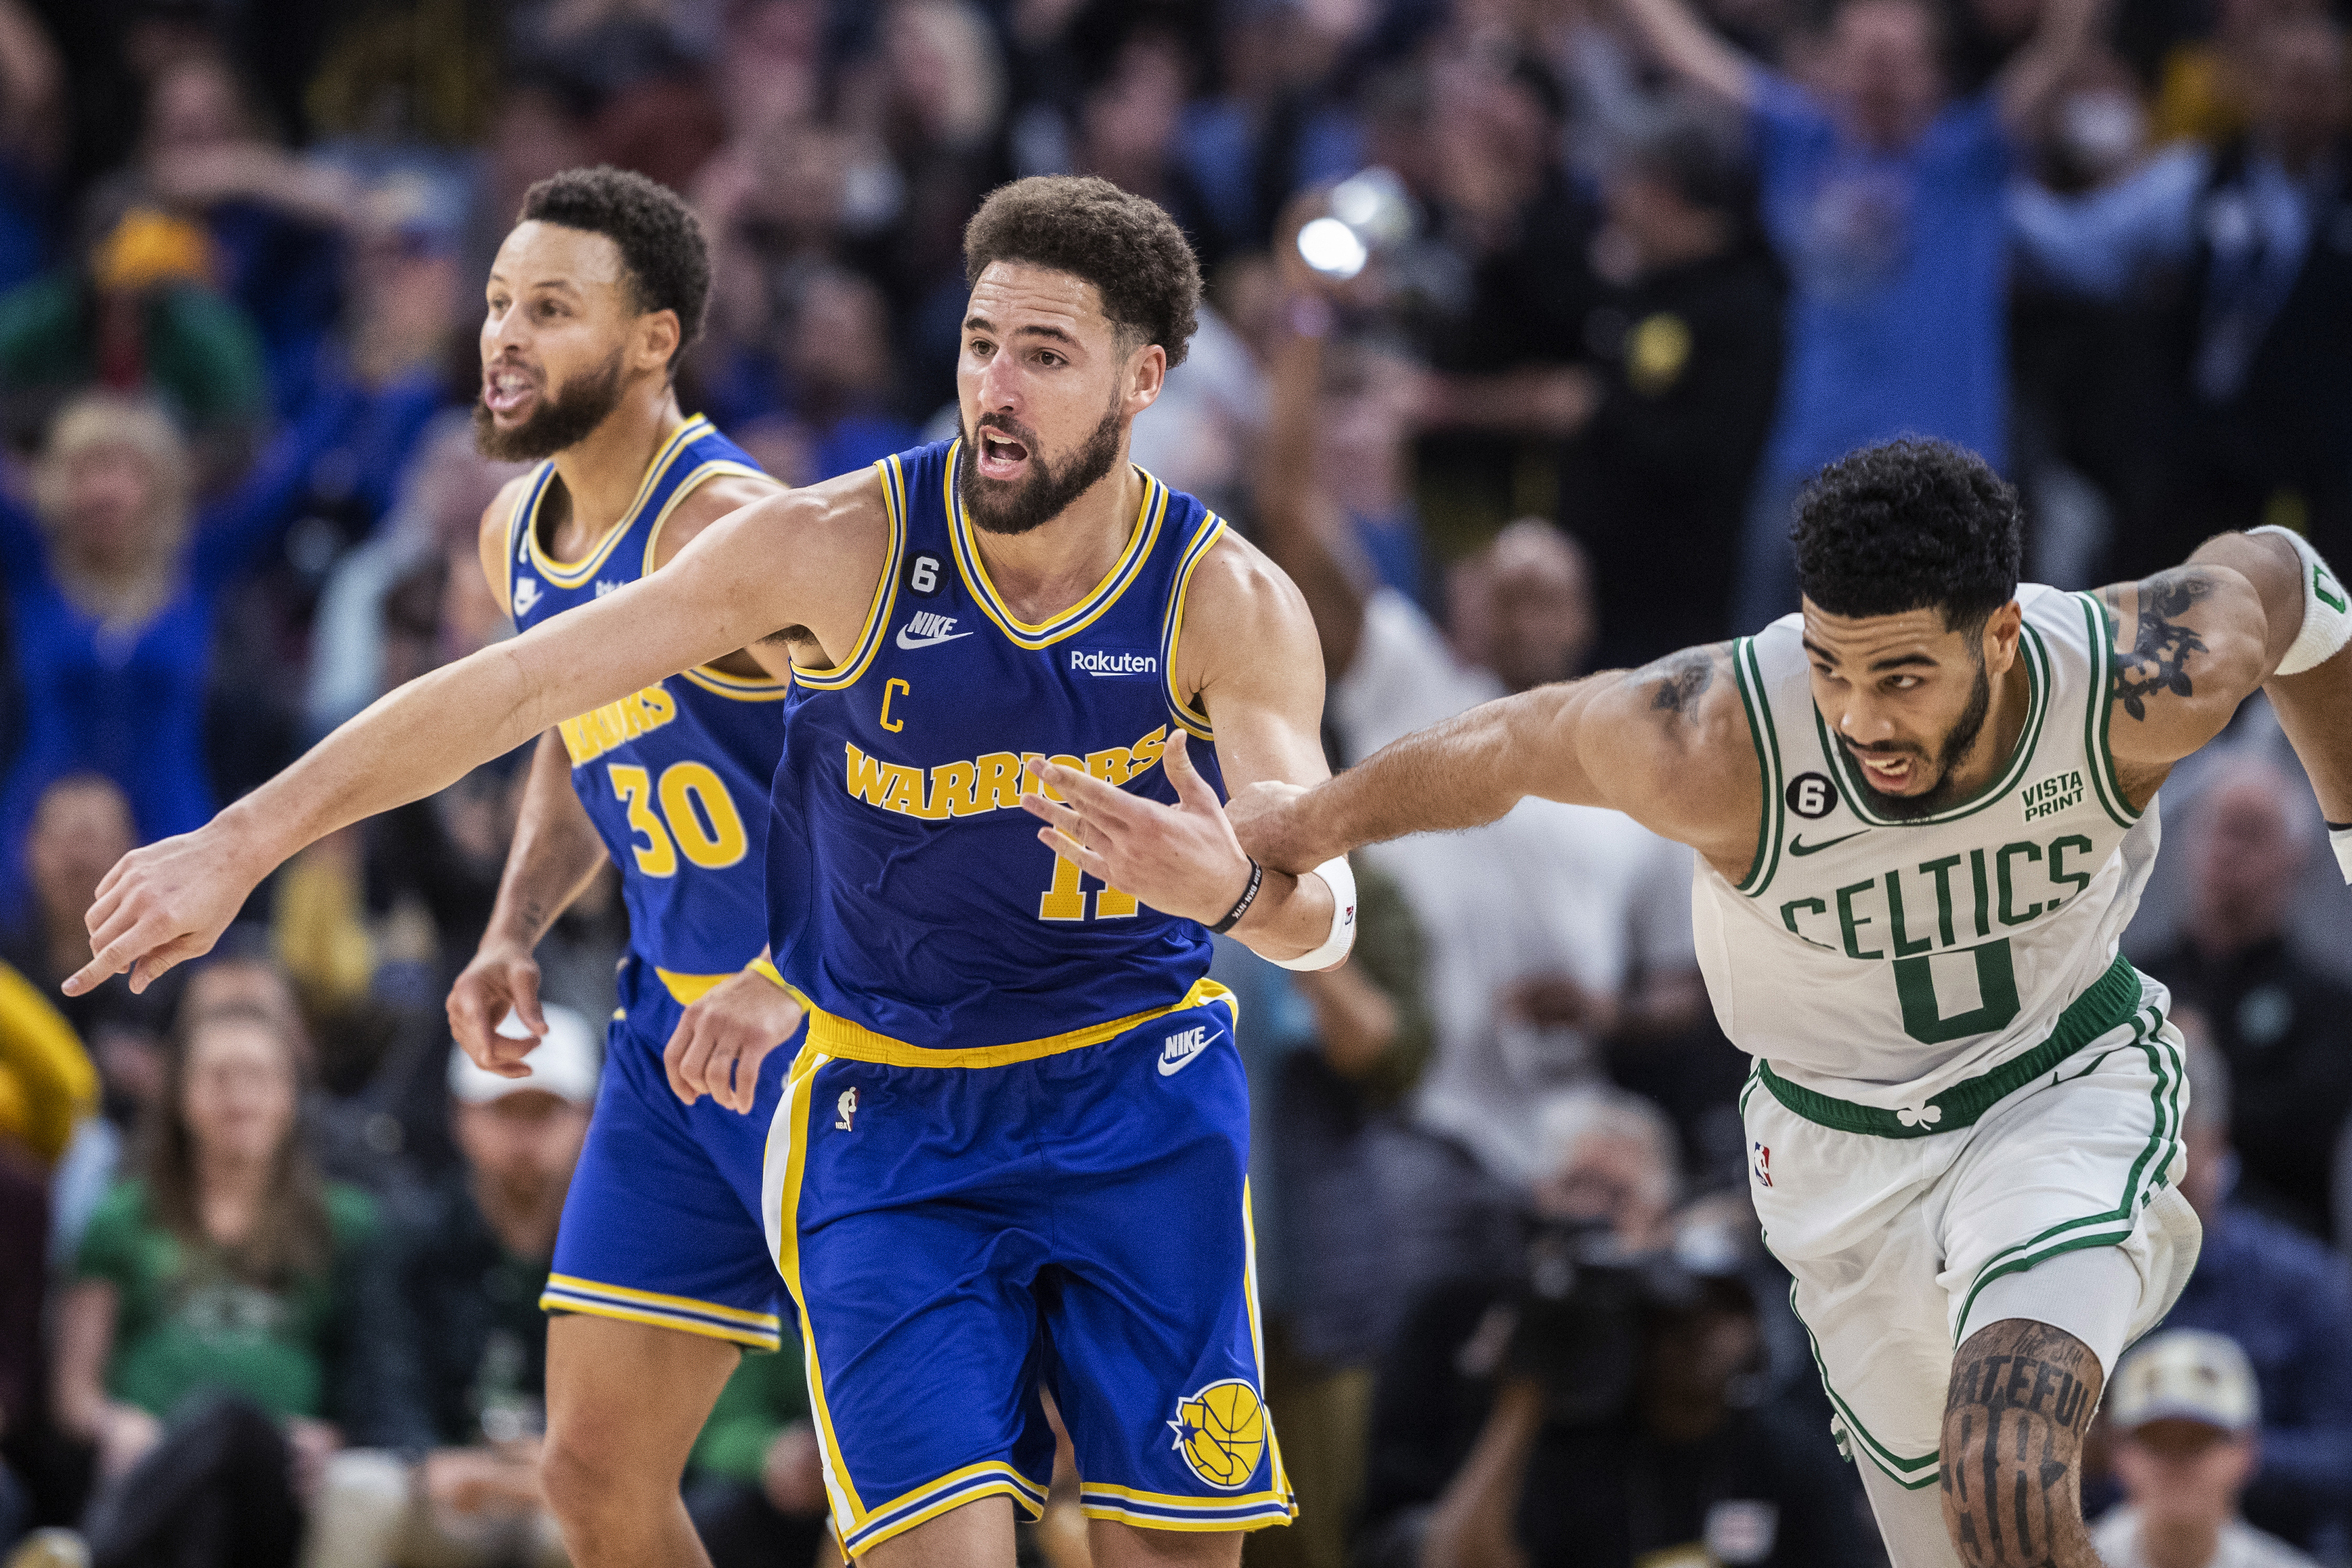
{"left": 0, "top": 0, "right": 2347, "bottom": 1564}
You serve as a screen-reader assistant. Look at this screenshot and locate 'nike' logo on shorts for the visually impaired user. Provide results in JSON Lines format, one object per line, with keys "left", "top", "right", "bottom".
{"left": 1158, "top": 1025, "right": 1213, "bottom": 1076}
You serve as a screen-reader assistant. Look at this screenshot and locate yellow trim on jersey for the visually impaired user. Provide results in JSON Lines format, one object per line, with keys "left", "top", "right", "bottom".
{"left": 768, "top": 1046, "right": 868, "bottom": 1527}
{"left": 521, "top": 416, "right": 713, "bottom": 587}
{"left": 1242, "top": 1180, "right": 1292, "bottom": 1501}
{"left": 946, "top": 442, "right": 1168, "bottom": 649}
{"left": 794, "top": 976, "right": 1234, "bottom": 1070}
{"left": 1075, "top": 1484, "right": 1298, "bottom": 1531}
{"left": 638, "top": 458, "right": 772, "bottom": 574}
{"left": 539, "top": 1274, "right": 783, "bottom": 1349}
{"left": 1159, "top": 511, "right": 1226, "bottom": 739}
{"left": 676, "top": 663, "right": 793, "bottom": 702}
{"left": 657, "top": 957, "right": 792, "bottom": 1005}
{"left": 792, "top": 456, "right": 907, "bottom": 692}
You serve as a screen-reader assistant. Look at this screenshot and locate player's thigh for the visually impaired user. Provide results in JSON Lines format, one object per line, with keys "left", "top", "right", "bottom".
{"left": 1742, "top": 1078, "right": 1958, "bottom": 1488}
{"left": 855, "top": 1494, "right": 1017, "bottom": 1568}
{"left": 1032, "top": 1013, "right": 1294, "bottom": 1536}
{"left": 1935, "top": 1007, "right": 2195, "bottom": 1366}
{"left": 544, "top": 1313, "right": 742, "bottom": 1485}
{"left": 770, "top": 1050, "right": 1059, "bottom": 1554}
{"left": 1088, "top": 1521, "right": 1242, "bottom": 1567}
{"left": 544, "top": 1009, "right": 790, "bottom": 1349}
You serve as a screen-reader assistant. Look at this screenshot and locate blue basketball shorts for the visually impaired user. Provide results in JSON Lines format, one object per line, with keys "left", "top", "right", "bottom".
{"left": 544, "top": 958, "right": 799, "bottom": 1349}
{"left": 761, "top": 980, "right": 1295, "bottom": 1557}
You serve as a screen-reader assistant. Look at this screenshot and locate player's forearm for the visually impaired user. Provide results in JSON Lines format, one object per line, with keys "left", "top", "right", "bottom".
{"left": 2270, "top": 652, "right": 2352, "bottom": 824}
{"left": 481, "top": 734, "right": 610, "bottom": 952}
{"left": 1228, "top": 863, "right": 1336, "bottom": 965}
{"left": 1256, "top": 686, "right": 1584, "bottom": 871}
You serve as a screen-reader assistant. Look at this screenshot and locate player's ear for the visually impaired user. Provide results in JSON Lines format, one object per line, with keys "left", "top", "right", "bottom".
{"left": 639, "top": 308, "right": 682, "bottom": 374}
{"left": 1984, "top": 600, "right": 2024, "bottom": 670}
{"left": 1123, "top": 340, "right": 1166, "bottom": 418}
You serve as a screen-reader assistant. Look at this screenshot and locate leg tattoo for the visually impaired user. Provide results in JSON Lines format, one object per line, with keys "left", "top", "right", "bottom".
{"left": 1940, "top": 1319, "right": 2104, "bottom": 1568}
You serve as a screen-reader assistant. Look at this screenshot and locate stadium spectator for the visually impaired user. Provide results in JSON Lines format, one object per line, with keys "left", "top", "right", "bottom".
{"left": 682, "top": 1347, "right": 829, "bottom": 1568}
{"left": 1211, "top": 865, "right": 1433, "bottom": 1568}
{"left": 49, "top": 1002, "right": 418, "bottom": 1568}
{"left": 2141, "top": 760, "right": 2352, "bottom": 1240}
{"left": 2095, "top": 1328, "right": 2320, "bottom": 1568}
{"left": 305, "top": 1019, "right": 597, "bottom": 1568}
{"left": 1358, "top": 1090, "right": 1870, "bottom": 1568}
{"left": 0, "top": 386, "right": 391, "bottom": 927}
{"left": 0, "top": 1133, "right": 46, "bottom": 1556}
{"left": 1560, "top": 108, "right": 1784, "bottom": 668}
{"left": 1612, "top": 0, "right": 2107, "bottom": 625}
{"left": 0, "top": 0, "right": 60, "bottom": 299}
{"left": 0, "top": 776, "right": 159, "bottom": 1043}
{"left": 0, "top": 956, "right": 96, "bottom": 1173}
{"left": 0, "top": 206, "right": 267, "bottom": 461}
{"left": 2163, "top": 1032, "right": 2352, "bottom": 1555}
{"left": 2008, "top": 13, "right": 2352, "bottom": 575}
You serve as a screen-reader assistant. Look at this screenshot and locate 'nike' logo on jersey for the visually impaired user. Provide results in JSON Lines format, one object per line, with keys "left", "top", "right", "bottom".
{"left": 1788, "top": 830, "right": 1870, "bottom": 857}
{"left": 1158, "top": 1025, "right": 1213, "bottom": 1077}
{"left": 896, "top": 611, "right": 972, "bottom": 650}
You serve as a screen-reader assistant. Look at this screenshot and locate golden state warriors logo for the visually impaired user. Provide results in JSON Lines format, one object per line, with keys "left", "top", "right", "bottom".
{"left": 1167, "top": 1379, "right": 1267, "bottom": 1490}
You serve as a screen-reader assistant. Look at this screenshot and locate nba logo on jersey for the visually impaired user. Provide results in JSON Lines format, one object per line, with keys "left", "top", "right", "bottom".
{"left": 1753, "top": 1142, "right": 1774, "bottom": 1187}
{"left": 835, "top": 1087, "right": 858, "bottom": 1131}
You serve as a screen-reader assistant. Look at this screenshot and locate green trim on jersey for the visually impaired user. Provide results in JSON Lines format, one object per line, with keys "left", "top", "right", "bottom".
{"left": 1733, "top": 638, "right": 1787, "bottom": 897}
{"left": 1812, "top": 624, "right": 2053, "bottom": 829}
{"left": 1754, "top": 954, "right": 2143, "bottom": 1137}
{"left": 2074, "top": 593, "right": 2142, "bottom": 830}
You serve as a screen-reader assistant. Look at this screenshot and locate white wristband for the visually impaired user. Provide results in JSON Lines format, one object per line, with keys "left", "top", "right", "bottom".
{"left": 2332, "top": 823, "right": 2352, "bottom": 886}
{"left": 2250, "top": 525, "right": 2352, "bottom": 676}
{"left": 1270, "top": 856, "right": 1358, "bottom": 971}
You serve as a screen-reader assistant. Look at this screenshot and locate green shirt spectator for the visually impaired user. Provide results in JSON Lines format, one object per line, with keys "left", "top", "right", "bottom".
{"left": 74, "top": 1175, "right": 392, "bottom": 1425}
{"left": 0, "top": 259, "right": 268, "bottom": 445}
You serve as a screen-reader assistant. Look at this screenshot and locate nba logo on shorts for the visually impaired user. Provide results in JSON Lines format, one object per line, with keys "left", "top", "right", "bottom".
{"left": 1167, "top": 1380, "right": 1268, "bottom": 1490}
{"left": 1753, "top": 1142, "right": 1773, "bottom": 1187}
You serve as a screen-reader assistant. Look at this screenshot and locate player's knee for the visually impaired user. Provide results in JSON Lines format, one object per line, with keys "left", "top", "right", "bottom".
{"left": 539, "top": 1425, "right": 650, "bottom": 1536}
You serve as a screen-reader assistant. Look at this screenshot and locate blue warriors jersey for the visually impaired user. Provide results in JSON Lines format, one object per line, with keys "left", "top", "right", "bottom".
{"left": 506, "top": 415, "right": 787, "bottom": 989}
{"left": 768, "top": 438, "right": 1230, "bottom": 1052}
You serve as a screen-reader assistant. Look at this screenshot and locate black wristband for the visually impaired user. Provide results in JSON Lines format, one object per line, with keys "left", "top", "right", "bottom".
{"left": 1209, "top": 858, "right": 1265, "bottom": 934}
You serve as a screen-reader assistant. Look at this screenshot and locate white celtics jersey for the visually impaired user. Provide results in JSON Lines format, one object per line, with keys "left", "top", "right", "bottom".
{"left": 1692, "top": 584, "right": 2163, "bottom": 1104}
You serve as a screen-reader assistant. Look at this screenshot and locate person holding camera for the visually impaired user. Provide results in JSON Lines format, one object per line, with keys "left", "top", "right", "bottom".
{"left": 1357, "top": 1090, "right": 1868, "bottom": 1568}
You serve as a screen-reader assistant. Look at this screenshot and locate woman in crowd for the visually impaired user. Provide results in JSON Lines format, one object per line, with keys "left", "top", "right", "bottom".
{"left": 0, "top": 385, "right": 381, "bottom": 927}
{"left": 48, "top": 997, "right": 416, "bottom": 1568}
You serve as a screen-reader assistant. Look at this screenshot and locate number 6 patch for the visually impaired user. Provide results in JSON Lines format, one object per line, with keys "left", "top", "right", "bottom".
{"left": 906, "top": 553, "right": 944, "bottom": 597}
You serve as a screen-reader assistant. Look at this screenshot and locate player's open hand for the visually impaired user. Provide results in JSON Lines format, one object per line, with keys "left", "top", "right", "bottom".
{"left": 1019, "top": 731, "right": 1257, "bottom": 927}
{"left": 447, "top": 939, "right": 550, "bottom": 1079}
{"left": 664, "top": 966, "right": 805, "bottom": 1113}
{"left": 67, "top": 824, "right": 269, "bottom": 997}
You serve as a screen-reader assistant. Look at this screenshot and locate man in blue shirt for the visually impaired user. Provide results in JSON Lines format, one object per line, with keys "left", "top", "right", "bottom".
{"left": 2163, "top": 1030, "right": 2352, "bottom": 1555}
{"left": 1613, "top": 0, "right": 2104, "bottom": 626}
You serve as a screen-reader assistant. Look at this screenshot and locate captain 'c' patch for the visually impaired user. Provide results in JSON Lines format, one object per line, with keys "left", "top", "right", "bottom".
{"left": 1167, "top": 1379, "right": 1267, "bottom": 1490}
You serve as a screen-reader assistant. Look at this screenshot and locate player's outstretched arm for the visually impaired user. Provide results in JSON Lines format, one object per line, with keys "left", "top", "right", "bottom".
{"left": 70, "top": 470, "right": 888, "bottom": 996}
{"left": 2097, "top": 530, "right": 2352, "bottom": 828}
{"left": 1230, "top": 641, "right": 1763, "bottom": 883}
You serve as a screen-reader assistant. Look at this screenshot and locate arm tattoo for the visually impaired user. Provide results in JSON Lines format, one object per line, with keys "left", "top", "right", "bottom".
{"left": 1645, "top": 647, "right": 1719, "bottom": 723}
{"left": 1940, "top": 1320, "right": 2104, "bottom": 1568}
{"left": 2103, "top": 571, "right": 2214, "bottom": 722}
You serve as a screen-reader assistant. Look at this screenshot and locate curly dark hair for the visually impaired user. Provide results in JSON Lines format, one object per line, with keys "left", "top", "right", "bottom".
{"left": 518, "top": 166, "right": 711, "bottom": 371}
{"left": 963, "top": 176, "right": 1201, "bottom": 368}
{"left": 1792, "top": 439, "right": 2023, "bottom": 630}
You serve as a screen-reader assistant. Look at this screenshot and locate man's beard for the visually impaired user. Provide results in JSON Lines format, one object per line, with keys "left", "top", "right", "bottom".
{"left": 1840, "top": 653, "right": 1993, "bottom": 820}
{"left": 472, "top": 351, "right": 627, "bottom": 461}
{"left": 956, "top": 405, "right": 1123, "bottom": 538}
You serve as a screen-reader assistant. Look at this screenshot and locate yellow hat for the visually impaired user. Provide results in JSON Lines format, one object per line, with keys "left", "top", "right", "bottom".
{"left": 93, "top": 208, "right": 218, "bottom": 293}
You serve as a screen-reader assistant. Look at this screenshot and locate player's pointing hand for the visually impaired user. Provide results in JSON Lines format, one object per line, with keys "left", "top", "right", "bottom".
{"left": 1019, "top": 732, "right": 1261, "bottom": 929}
{"left": 67, "top": 821, "right": 271, "bottom": 996}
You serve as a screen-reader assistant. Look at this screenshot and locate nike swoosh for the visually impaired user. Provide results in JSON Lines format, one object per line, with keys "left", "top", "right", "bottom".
{"left": 895, "top": 627, "right": 975, "bottom": 650}
{"left": 1157, "top": 1047, "right": 1208, "bottom": 1077}
{"left": 1788, "top": 830, "right": 1870, "bottom": 857}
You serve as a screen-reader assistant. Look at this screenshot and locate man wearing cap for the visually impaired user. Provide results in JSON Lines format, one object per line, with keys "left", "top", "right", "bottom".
{"left": 305, "top": 1011, "right": 600, "bottom": 1568}
{"left": 2098, "top": 1328, "right": 2317, "bottom": 1568}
